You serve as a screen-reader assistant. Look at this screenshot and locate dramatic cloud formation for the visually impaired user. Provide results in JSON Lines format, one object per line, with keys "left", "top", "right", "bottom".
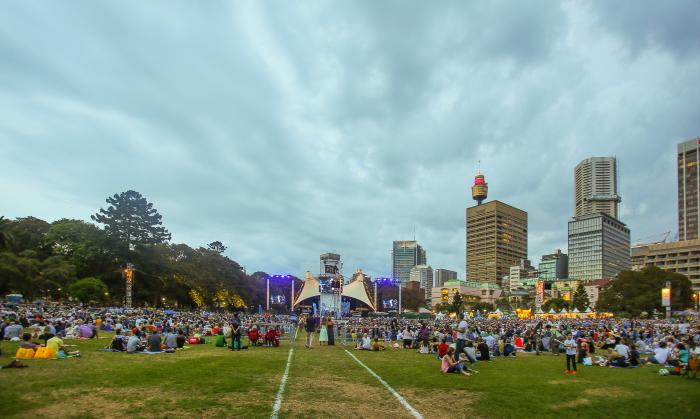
{"left": 1, "top": 0, "right": 699, "bottom": 278}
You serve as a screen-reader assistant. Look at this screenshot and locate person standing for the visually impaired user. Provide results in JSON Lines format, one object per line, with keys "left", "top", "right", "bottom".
{"left": 455, "top": 314, "right": 468, "bottom": 357}
{"left": 319, "top": 316, "right": 329, "bottom": 345}
{"left": 305, "top": 314, "right": 316, "bottom": 349}
{"left": 230, "top": 314, "right": 241, "bottom": 351}
{"left": 327, "top": 315, "right": 335, "bottom": 346}
{"left": 564, "top": 332, "right": 577, "bottom": 374}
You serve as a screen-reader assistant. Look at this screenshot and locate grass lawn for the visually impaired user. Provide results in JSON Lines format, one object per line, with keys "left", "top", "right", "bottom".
{"left": 0, "top": 331, "right": 698, "bottom": 418}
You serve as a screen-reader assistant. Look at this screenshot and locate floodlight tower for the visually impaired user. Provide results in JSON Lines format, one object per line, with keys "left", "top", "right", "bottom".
{"left": 472, "top": 161, "right": 488, "bottom": 205}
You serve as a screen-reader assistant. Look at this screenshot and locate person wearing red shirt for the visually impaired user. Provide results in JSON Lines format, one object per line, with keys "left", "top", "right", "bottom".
{"left": 248, "top": 326, "right": 259, "bottom": 346}
{"left": 438, "top": 338, "right": 449, "bottom": 358}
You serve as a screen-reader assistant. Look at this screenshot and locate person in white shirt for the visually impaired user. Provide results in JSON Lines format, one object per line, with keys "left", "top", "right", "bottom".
{"left": 611, "top": 338, "right": 630, "bottom": 366}
{"left": 455, "top": 314, "right": 468, "bottom": 358}
{"left": 563, "top": 332, "right": 577, "bottom": 374}
{"left": 646, "top": 342, "right": 671, "bottom": 365}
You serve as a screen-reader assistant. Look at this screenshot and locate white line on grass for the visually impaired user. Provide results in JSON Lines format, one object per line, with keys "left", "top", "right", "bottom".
{"left": 271, "top": 326, "right": 299, "bottom": 419}
{"left": 344, "top": 349, "right": 423, "bottom": 419}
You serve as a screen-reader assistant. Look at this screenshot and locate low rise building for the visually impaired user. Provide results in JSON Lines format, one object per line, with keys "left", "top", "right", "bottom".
{"left": 431, "top": 279, "right": 502, "bottom": 308}
{"left": 631, "top": 239, "right": 700, "bottom": 291}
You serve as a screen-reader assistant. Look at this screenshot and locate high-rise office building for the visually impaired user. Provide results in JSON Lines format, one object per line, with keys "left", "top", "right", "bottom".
{"left": 434, "top": 269, "right": 457, "bottom": 288}
{"left": 392, "top": 240, "right": 426, "bottom": 285}
{"left": 466, "top": 200, "right": 528, "bottom": 284}
{"left": 538, "top": 249, "right": 569, "bottom": 282}
{"left": 409, "top": 264, "right": 433, "bottom": 301}
{"left": 678, "top": 139, "right": 700, "bottom": 241}
{"left": 568, "top": 213, "right": 630, "bottom": 280}
{"left": 574, "top": 157, "right": 621, "bottom": 219}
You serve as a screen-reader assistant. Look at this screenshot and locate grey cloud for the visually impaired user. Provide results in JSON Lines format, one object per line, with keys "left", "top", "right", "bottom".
{"left": 1, "top": 0, "right": 699, "bottom": 279}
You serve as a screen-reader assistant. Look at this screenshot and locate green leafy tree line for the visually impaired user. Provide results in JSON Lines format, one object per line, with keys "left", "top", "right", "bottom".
{"left": 0, "top": 190, "right": 270, "bottom": 309}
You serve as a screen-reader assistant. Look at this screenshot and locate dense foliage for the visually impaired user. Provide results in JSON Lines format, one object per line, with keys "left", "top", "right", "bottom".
{"left": 0, "top": 191, "right": 299, "bottom": 310}
{"left": 597, "top": 266, "right": 693, "bottom": 316}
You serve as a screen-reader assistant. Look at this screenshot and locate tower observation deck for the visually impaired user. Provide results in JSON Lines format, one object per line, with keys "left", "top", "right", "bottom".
{"left": 471, "top": 164, "right": 488, "bottom": 205}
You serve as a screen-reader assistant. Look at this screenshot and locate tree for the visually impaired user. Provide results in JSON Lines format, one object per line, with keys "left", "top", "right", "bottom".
{"left": 91, "top": 190, "right": 171, "bottom": 253}
{"left": 451, "top": 291, "right": 464, "bottom": 314}
{"left": 572, "top": 283, "right": 591, "bottom": 311}
{"left": 597, "top": 266, "right": 693, "bottom": 316}
{"left": 207, "top": 241, "right": 227, "bottom": 254}
{"left": 45, "top": 219, "right": 115, "bottom": 278}
{"left": 68, "top": 277, "right": 108, "bottom": 304}
{"left": 5, "top": 216, "right": 51, "bottom": 255}
{"left": 0, "top": 216, "right": 14, "bottom": 251}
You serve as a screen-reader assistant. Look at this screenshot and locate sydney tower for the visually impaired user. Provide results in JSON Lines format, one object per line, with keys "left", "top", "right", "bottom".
{"left": 471, "top": 168, "right": 488, "bottom": 205}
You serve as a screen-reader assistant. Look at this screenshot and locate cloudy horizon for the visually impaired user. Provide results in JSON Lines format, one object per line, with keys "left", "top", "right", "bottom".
{"left": 1, "top": 1, "right": 699, "bottom": 279}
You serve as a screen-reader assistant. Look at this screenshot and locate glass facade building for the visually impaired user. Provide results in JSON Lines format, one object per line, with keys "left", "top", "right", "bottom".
{"left": 392, "top": 240, "right": 426, "bottom": 286}
{"left": 568, "top": 213, "right": 630, "bottom": 280}
{"left": 538, "top": 250, "right": 568, "bottom": 282}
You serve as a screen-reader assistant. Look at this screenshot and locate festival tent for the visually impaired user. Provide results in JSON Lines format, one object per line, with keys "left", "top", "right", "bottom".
{"left": 292, "top": 272, "right": 321, "bottom": 308}
{"left": 341, "top": 270, "right": 376, "bottom": 311}
{"left": 488, "top": 308, "right": 502, "bottom": 319}
{"left": 548, "top": 308, "right": 556, "bottom": 314}
{"left": 560, "top": 308, "right": 568, "bottom": 313}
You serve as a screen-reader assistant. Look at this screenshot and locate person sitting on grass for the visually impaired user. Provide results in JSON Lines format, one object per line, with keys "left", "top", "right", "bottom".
{"left": 215, "top": 330, "right": 227, "bottom": 347}
{"left": 464, "top": 341, "right": 478, "bottom": 364}
{"left": 441, "top": 347, "right": 470, "bottom": 376}
{"left": 176, "top": 330, "right": 186, "bottom": 349}
{"left": 437, "top": 338, "right": 449, "bottom": 359}
{"left": 248, "top": 326, "right": 259, "bottom": 346}
{"left": 110, "top": 330, "right": 126, "bottom": 351}
{"left": 371, "top": 337, "right": 385, "bottom": 351}
{"left": 476, "top": 338, "right": 490, "bottom": 361}
{"left": 355, "top": 333, "right": 371, "bottom": 350}
{"left": 47, "top": 334, "right": 80, "bottom": 358}
{"left": 20, "top": 333, "right": 39, "bottom": 352}
{"left": 163, "top": 329, "right": 178, "bottom": 349}
{"left": 127, "top": 331, "right": 144, "bottom": 353}
{"left": 148, "top": 330, "right": 162, "bottom": 352}
{"left": 265, "top": 327, "right": 280, "bottom": 347}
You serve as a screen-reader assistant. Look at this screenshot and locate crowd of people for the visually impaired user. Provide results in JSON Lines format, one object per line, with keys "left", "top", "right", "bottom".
{"left": 2, "top": 302, "right": 699, "bottom": 379}
{"left": 1, "top": 303, "right": 295, "bottom": 358}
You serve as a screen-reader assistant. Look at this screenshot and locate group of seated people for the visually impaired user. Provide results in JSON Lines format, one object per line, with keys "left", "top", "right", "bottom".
{"left": 15, "top": 332, "right": 81, "bottom": 359}
{"left": 109, "top": 328, "right": 187, "bottom": 353}
{"left": 353, "top": 333, "right": 386, "bottom": 351}
{"left": 247, "top": 325, "right": 281, "bottom": 347}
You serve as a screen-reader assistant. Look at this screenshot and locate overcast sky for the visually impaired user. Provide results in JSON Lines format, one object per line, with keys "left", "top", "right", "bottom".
{"left": 1, "top": 1, "right": 699, "bottom": 279}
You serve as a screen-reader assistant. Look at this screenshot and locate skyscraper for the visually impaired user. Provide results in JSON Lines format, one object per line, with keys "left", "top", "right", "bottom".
{"left": 466, "top": 200, "right": 528, "bottom": 284}
{"left": 392, "top": 240, "right": 426, "bottom": 285}
{"left": 678, "top": 139, "right": 700, "bottom": 241}
{"left": 568, "top": 213, "right": 630, "bottom": 280}
{"left": 574, "top": 157, "right": 621, "bottom": 219}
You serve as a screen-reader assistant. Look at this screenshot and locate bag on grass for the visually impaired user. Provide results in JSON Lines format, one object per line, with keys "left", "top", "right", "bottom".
{"left": 583, "top": 357, "right": 592, "bottom": 366}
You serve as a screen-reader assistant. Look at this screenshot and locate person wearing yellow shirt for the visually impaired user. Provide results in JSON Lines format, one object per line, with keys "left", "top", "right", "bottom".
{"left": 46, "top": 336, "right": 81, "bottom": 358}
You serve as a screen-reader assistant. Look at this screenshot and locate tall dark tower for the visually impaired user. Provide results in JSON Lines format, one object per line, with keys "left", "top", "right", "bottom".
{"left": 471, "top": 162, "right": 488, "bottom": 205}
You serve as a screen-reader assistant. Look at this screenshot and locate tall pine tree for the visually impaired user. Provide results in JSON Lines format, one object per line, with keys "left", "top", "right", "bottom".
{"left": 92, "top": 190, "right": 171, "bottom": 252}
{"left": 572, "top": 282, "right": 591, "bottom": 311}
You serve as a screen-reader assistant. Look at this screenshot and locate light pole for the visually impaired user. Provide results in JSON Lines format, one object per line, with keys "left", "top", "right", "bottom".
{"left": 398, "top": 279, "right": 402, "bottom": 317}
{"left": 266, "top": 276, "right": 270, "bottom": 311}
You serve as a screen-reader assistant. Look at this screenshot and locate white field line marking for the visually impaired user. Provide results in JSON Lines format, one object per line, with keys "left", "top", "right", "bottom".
{"left": 271, "top": 347, "right": 294, "bottom": 418}
{"left": 344, "top": 349, "right": 423, "bottom": 419}
{"left": 271, "top": 326, "right": 299, "bottom": 419}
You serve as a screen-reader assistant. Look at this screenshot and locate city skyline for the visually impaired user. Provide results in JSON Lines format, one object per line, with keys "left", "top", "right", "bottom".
{"left": 1, "top": 2, "right": 699, "bottom": 279}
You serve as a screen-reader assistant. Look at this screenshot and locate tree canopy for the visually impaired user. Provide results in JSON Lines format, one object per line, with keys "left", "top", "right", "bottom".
{"left": 597, "top": 266, "right": 693, "bottom": 316}
{"left": 91, "top": 190, "right": 171, "bottom": 253}
{"left": 0, "top": 191, "right": 269, "bottom": 310}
